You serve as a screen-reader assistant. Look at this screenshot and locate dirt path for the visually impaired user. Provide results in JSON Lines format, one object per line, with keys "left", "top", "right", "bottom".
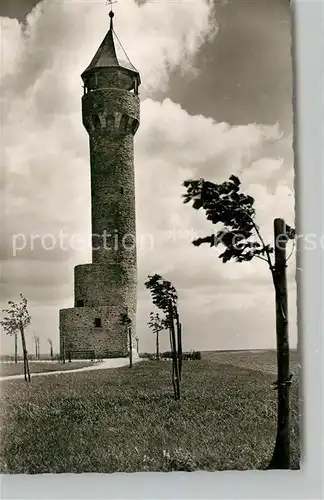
{"left": 0, "top": 356, "right": 141, "bottom": 382}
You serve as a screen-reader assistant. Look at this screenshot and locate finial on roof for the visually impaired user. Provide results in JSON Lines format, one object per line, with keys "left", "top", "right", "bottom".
{"left": 106, "top": 0, "right": 117, "bottom": 30}
{"left": 82, "top": 0, "right": 141, "bottom": 86}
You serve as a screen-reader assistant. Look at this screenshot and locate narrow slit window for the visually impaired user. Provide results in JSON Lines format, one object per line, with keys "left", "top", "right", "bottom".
{"left": 94, "top": 318, "right": 102, "bottom": 328}
{"left": 92, "top": 115, "right": 101, "bottom": 130}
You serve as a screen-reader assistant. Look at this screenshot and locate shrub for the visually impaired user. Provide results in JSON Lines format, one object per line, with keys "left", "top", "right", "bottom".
{"left": 159, "top": 351, "right": 202, "bottom": 360}
{"left": 139, "top": 353, "right": 156, "bottom": 360}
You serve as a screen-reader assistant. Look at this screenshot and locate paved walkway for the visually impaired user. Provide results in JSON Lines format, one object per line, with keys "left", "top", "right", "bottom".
{"left": 0, "top": 355, "right": 141, "bottom": 382}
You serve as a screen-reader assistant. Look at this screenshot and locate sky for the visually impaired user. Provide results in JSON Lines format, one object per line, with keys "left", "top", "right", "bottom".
{"left": 0, "top": 0, "right": 296, "bottom": 356}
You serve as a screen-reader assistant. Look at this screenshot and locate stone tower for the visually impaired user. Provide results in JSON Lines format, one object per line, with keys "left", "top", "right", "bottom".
{"left": 59, "top": 10, "right": 140, "bottom": 359}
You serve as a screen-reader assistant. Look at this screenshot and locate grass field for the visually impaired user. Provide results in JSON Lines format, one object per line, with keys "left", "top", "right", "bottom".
{"left": 0, "top": 355, "right": 300, "bottom": 473}
{"left": 202, "top": 349, "right": 300, "bottom": 376}
{"left": 0, "top": 361, "right": 96, "bottom": 377}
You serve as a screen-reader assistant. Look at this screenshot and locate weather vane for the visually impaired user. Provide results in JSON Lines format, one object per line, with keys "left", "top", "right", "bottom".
{"left": 106, "top": 0, "right": 117, "bottom": 12}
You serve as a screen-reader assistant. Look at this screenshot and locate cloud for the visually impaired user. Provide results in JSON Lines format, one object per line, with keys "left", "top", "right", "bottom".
{"left": 0, "top": 0, "right": 296, "bottom": 354}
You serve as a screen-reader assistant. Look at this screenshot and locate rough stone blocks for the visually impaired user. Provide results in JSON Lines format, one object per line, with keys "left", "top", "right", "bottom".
{"left": 59, "top": 85, "right": 139, "bottom": 359}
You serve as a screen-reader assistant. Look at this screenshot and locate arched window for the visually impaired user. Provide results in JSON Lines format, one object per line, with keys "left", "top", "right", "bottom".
{"left": 92, "top": 114, "right": 101, "bottom": 131}
{"left": 105, "top": 114, "right": 114, "bottom": 132}
{"left": 131, "top": 119, "right": 139, "bottom": 135}
{"left": 120, "top": 115, "right": 128, "bottom": 134}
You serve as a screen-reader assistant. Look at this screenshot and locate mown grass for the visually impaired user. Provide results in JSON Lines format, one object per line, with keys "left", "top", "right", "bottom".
{"left": 0, "top": 360, "right": 300, "bottom": 473}
{"left": 203, "top": 349, "right": 300, "bottom": 376}
{"left": 0, "top": 361, "right": 96, "bottom": 377}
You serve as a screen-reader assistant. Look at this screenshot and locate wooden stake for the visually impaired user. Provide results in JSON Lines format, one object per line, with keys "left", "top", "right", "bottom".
{"left": 156, "top": 330, "right": 160, "bottom": 361}
{"left": 269, "top": 218, "right": 291, "bottom": 469}
{"left": 176, "top": 313, "right": 183, "bottom": 381}
{"left": 14, "top": 333, "right": 18, "bottom": 364}
{"left": 20, "top": 327, "right": 30, "bottom": 383}
{"left": 169, "top": 300, "right": 180, "bottom": 400}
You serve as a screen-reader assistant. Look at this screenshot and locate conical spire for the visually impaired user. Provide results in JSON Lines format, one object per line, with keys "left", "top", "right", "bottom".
{"left": 81, "top": 10, "right": 140, "bottom": 83}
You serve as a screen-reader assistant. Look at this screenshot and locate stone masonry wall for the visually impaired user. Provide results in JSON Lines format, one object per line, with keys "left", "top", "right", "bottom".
{"left": 60, "top": 305, "right": 128, "bottom": 358}
{"left": 59, "top": 85, "right": 139, "bottom": 357}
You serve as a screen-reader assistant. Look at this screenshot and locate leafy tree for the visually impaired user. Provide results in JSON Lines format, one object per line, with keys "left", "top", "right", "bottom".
{"left": 34, "top": 335, "right": 40, "bottom": 359}
{"left": 183, "top": 175, "right": 295, "bottom": 469}
{"left": 0, "top": 294, "right": 31, "bottom": 382}
{"left": 144, "top": 274, "right": 178, "bottom": 325}
{"left": 48, "top": 338, "right": 54, "bottom": 361}
{"left": 148, "top": 311, "right": 166, "bottom": 360}
{"left": 145, "top": 274, "right": 182, "bottom": 400}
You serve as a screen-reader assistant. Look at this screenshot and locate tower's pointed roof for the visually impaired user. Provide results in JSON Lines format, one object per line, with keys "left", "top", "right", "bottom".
{"left": 81, "top": 11, "right": 140, "bottom": 83}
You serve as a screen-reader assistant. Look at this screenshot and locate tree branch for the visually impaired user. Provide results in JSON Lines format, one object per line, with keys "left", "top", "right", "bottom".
{"left": 285, "top": 239, "right": 295, "bottom": 263}
{"left": 254, "top": 255, "right": 269, "bottom": 264}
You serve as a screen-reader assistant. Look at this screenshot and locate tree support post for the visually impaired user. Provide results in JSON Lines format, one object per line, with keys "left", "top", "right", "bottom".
{"left": 169, "top": 300, "right": 180, "bottom": 400}
{"left": 176, "top": 313, "right": 183, "bottom": 381}
{"left": 269, "top": 218, "right": 291, "bottom": 469}
{"left": 14, "top": 333, "right": 18, "bottom": 364}
{"left": 156, "top": 330, "right": 160, "bottom": 361}
{"left": 20, "top": 327, "right": 30, "bottom": 382}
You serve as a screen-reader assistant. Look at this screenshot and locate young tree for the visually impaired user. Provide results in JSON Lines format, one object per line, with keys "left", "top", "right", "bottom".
{"left": 0, "top": 294, "right": 31, "bottom": 382}
{"left": 48, "top": 338, "right": 54, "bottom": 361}
{"left": 145, "top": 274, "right": 182, "bottom": 400}
{"left": 148, "top": 311, "right": 166, "bottom": 361}
{"left": 34, "top": 335, "right": 39, "bottom": 360}
{"left": 183, "top": 175, "right": 295, "bottom": 469}
{"left": 145, "top": 274, "right": 178, "bottom": 318}
{"left": 120, "top": 311, "right": 133, "bottom": 368}
{"left": 135, "top": 336, "right": 139, "bottom": 354}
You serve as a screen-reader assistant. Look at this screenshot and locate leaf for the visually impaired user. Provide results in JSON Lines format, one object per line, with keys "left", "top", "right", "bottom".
{"left": 229, "top": 174, "right": 241, "bottom": 186}
{"left": 286, "top": 225, "right": 296, "bottom": 240}
{"left": 145, "top": 274, "right": 178, "bottom": 318}
{"left": 0, "top": 294, "right": 31, "bottom": 335}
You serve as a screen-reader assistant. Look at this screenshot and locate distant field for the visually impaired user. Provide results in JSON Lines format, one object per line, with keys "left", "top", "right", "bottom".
{"left": 0, "top": 361, "right": 96, "bottom": 377}
{"left": 0, "top": 359, "right": 300, "bottom": 473}
{"left": 202, "top": 350, "right": 300, "bottom": 377}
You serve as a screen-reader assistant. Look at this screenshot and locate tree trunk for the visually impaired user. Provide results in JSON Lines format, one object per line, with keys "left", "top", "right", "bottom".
{"left": 20, "top": 327, "right": 30, "bottom": 382}
{"left": 169, "top": 301, "right": 180, "bottom": 400}
{"left": 156, "top": 331, "right": 160, "bottom": 361}
{"left": 23, "top": 353, "right": 27, "bottom": 381}
{"left": 35, "top": 340, "right": 38, "bottom": 359}
{"left": 129, "top": 327, "right": 133, "bottom": 368}
{"left": 37, "top": 339, "right": 40, "bottom": 360}
{"left": 14, "top": 333, "right": 18, "bottom": 363}
{"left": 268, "top": 218, "right": 290, "bottom": 469}
{"left": 26, "top": 353, "right": 31, "bottom": 381}
{"left": 50, "top": 346, "right": 53, "bottom": 361}
{"left": 169, "top": 327, "right": 177, "bottom": 396}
